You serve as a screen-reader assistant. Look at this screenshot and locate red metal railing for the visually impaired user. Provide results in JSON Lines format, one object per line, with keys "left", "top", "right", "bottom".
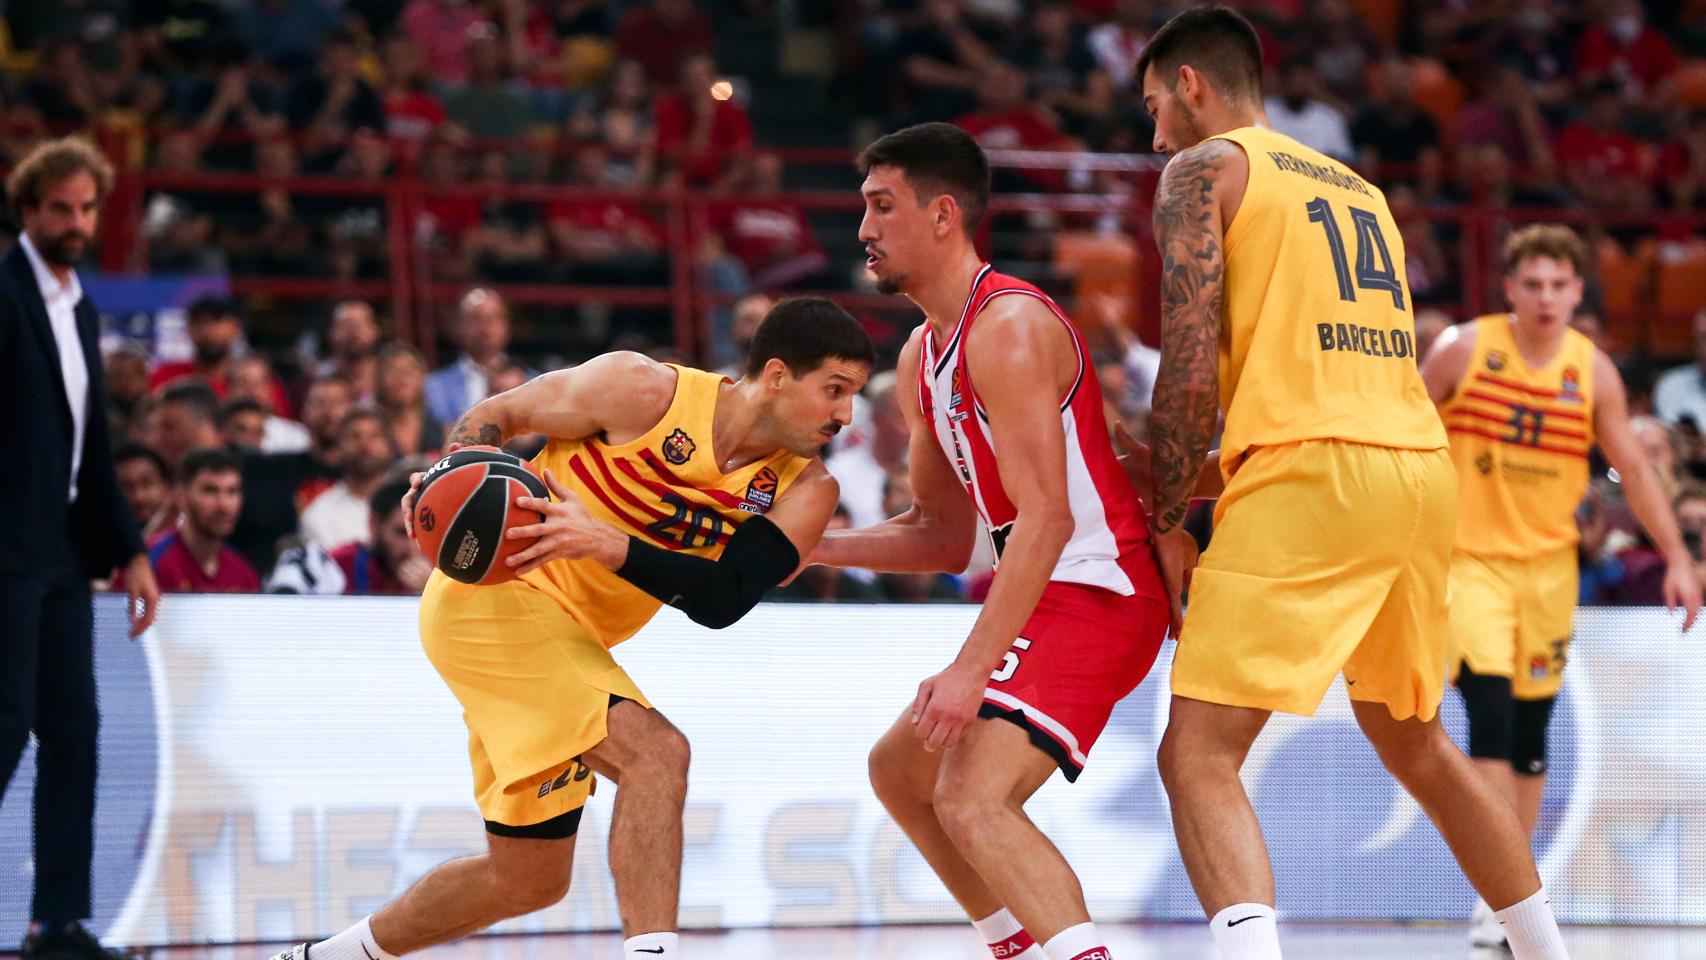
{"left": 77, "top": 128, "right": 1706, "bottom": 363}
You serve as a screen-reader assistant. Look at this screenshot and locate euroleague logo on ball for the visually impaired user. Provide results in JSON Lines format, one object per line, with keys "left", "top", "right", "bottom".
{"left": 418, "top": 505, "right": 436, "bottom": 532}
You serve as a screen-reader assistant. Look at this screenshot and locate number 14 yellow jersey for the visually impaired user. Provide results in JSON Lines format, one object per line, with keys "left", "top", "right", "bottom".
{"left": 1206, "top": 126, "right": 1446, "bottom": 478}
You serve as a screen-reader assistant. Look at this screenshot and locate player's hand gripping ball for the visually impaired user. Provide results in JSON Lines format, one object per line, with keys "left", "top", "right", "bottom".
{"left": 411, "top": 446, "right": 548, "bottom": 585}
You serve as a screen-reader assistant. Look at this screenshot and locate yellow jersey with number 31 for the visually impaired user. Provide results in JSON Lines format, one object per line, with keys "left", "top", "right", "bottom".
{"left": 521, "top": 364, "right": 811, "bottom": 648}
{"left": 1205, "top": 126, "right": 1445, "bottom": 478}
{"left": 1441, "top": 315, "right": 1596, "bottom": 558}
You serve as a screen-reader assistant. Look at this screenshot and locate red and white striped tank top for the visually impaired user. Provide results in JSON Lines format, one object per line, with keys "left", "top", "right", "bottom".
{"left": 917, "top": 264, "right": 1151, "bottom": 595}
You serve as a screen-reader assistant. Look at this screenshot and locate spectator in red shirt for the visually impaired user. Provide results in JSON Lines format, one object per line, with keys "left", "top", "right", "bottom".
{"left": 127, "top": 447, "right": 260, "bottom": 593}
{"left": 707, "top": 152, "right": 828, "bottom": 288}
{"left": 150, "top": 298, "right": 291, "bottom": 416}
{"left": 415, "top": 137, "right": 482, "bottom": 277}
{"left": 615, "top": 0, "right": 713, "bottom": 87}
{"left": 546, "top": 146, "right": 668, "bottom": 281}
{"left": 652, "top": 53, "right": 753, "bottom": 190}
{"left": 1574, "top": 0, "right": 1678, "bottom": 96}
{"left": 400, "top": 0, "right": 484, "bottom": 86}
{"left": 1659, "top": 110, "right": 1706, "bottom": 210}
{"left": 1555, "top": 81, "right": 1651, "bottom": 209}
{"left": 151, "top": 296, "right": 240, "bottom": 395}
{"left": 331, "top": 477, "right": 433, "bottom": 595}
{"left": 954, "top": 61, "right": 1077, "bottom": 189}
{"left": 230, "top": 355, "right": 311, "bottom": 452}
{"left": 379, "top": 35, "right": 447, "bottom": 141}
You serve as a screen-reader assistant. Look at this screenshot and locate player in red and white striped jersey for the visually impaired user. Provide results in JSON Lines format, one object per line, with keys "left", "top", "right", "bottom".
{"left": 809, "top": 123, "right": 1169, "bottom": 960}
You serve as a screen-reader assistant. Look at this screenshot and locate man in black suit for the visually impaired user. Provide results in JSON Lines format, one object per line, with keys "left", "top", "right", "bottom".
{"left": 0, "top": 137, "right": 160, "bottom": 960}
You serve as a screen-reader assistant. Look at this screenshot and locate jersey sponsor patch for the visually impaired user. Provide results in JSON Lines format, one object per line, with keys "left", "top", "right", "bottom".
{"left": 661, "top": 427, "right": 697, "bottom": 465}
{"left": 1560, "top": 365, "right": 1583, "bottom": 403}
{"left": 739, "top": 466, "right": 779, "bottom": 514}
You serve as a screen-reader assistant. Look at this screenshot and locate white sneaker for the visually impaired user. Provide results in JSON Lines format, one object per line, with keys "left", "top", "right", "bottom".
{"left": 1469, "top": 898, "right": 1511, "bottom": 952}
{"left": 267, "top": 945, "right": 311, "bottom": 960}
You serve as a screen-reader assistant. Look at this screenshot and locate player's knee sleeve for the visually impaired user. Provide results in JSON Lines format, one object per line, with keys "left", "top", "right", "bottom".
{"left": 1455, "top": 664, "right": 1515, "bottom": 762}
{"left": 1510, "top": 695, "right": 1556, "bottom": 776}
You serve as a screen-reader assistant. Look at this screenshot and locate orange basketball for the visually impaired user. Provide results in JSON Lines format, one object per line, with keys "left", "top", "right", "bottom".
{"left": 413, "top": 446, "right": 548, "bottom": 585}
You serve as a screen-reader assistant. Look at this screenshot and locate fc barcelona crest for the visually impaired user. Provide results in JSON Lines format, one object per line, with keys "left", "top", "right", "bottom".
{"left": 662, "top": 428, "right": 697, "bottom": 465}
{"left": 1486, "top": 350, "right": 1507, "bottom": 372}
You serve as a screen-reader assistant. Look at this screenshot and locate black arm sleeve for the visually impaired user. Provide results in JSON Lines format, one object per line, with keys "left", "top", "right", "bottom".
{"left": 614, "top": 515, "right": 801, "bottom": 629}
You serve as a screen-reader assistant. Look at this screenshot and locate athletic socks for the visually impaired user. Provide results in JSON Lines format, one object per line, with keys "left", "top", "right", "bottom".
{"left": 1209, "top": 903, "right": 1282, "bottom": 960}
{"left": 1041, "top": 922, "right": 1112, "bottom": 960}
{"left": 312, "top": 917, "right": 400, "bottom": 960}
{"left": 1495, "top": 888, "right": 1570, "bottom": 959}
{"left": 623, "top": 932, "right": 680, "bottom": 958}
{"left": 972, "top": 908, "right": 1043, "bottom": 959}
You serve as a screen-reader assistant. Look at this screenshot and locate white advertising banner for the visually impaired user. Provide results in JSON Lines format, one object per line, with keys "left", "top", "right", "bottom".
{"left": 1, "top": 598, "right": 1701, "bottom": 944}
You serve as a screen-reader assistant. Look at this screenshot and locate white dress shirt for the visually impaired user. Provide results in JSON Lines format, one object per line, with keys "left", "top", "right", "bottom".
{"left": 21, "top": 232, "right": 88, "bottom": 503}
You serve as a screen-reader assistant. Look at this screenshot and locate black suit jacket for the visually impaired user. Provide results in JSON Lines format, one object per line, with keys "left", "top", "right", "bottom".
{"left": 0, "top": 243, "right": 143, "bottom": 579}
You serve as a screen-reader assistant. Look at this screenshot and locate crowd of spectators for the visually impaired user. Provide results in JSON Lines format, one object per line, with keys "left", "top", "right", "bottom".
{"left": 7, "top": 0, "right": 1705, "bottom": 602}
{"left": 0, "top": 1, "right": 1698, "bottom": 314}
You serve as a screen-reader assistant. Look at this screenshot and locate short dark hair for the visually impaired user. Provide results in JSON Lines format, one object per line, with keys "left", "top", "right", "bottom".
{"left": 188, "top": 295, "right": 238, "bottom": 324}
{"left": 371, "top": 477, "right": 413, "bottom": 518}
{"left": 745, "top": 297, "right": 877, "bottom": 379}
{"left": 856, "top": 122, "right": 990, "bottom": 235}
{"left": 179, "top": 446, "right": 241, "bottom": 485}
{"left": 217, "top": 396, "right": 268, "bottom": 428}
{"left": 159, "top": 380, "right": 219, "bottom": 423}
{"left": 1134, "top": 6, "right": 1264, "bottom": 100}
{"left": 115, "top": 443, "right": 169, "bottom": 480}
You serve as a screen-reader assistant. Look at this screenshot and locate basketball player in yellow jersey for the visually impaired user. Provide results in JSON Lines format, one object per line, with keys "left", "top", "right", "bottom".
{"left": 1421, "top": 225, "right": 1701, "bottom": 949}
{"left": 1132, "top": 8, "right": 1570, "bottom": 960}
{"left": 269, "top": 299, "right": 872, "bottom": 960}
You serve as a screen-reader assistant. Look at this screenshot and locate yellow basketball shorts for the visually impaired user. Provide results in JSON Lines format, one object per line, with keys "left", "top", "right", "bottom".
{"left": 1446, "top": 547, "right": 1576, "bottom": 700}
{"left": 1172, "top": 439, "right": 1458, "bottom": 720}
{"left": 419, "top": 570, "right": 651, "bottom": 836}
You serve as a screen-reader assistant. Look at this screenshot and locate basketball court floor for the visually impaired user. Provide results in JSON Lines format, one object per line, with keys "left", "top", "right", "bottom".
{"left": 121, "top": 924, "right": 1706, "bottom": 960}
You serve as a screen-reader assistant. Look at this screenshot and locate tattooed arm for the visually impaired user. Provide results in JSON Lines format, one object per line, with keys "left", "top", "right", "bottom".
{"left": 1147, "top": 138, "right": 1243, "bottom": 535}
{"left": 445, "top": 350, "right": 677, "bottom": 448}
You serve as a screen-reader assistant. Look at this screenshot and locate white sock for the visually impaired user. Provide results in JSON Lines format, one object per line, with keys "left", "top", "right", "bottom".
{"left": 1495, "top": 888, "right": 1570, "bottom": 959}
{"left": 1209, "top": 903, "right": 1282, "bottom": 960}
{"left": 972, "top": 908, "right": 1043, "bottom": 959}
{"left": 1041, "top": 921, "right": 1112, "bottom": 960}
{"left": 623, "top": 931, "right": 680, "bottom": 958}
{"left": 313, "top": 917, "right": 400, "bottom": 960}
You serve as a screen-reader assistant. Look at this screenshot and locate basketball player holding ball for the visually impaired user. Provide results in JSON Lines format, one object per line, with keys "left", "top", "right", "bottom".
{"left": 270, "top": 298, "right": 872, "bottom": 960}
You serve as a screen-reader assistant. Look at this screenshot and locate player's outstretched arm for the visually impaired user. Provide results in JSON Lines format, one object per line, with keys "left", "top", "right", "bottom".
{"left": 1419, "top": 321, "right": 1476, "bottom": 408}
{"left": 1147, "top": 138, "right": 1239, "bottom": 536}
{"left": 810, "top": 330, "right": 980, "bottom": 573}
{"left": 506, "top": 460, "right": 840, "bottom": 629}
{"left": 446, "top": 351, "right": 676, "bottom": 448}
{"left": 1592, "top": 350, "right": 1703, "bottom": 630}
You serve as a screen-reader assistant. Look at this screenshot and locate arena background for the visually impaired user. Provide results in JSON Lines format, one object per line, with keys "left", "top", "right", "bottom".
{"left": 3, "top": 0, "right": 1706, "bottom": 954}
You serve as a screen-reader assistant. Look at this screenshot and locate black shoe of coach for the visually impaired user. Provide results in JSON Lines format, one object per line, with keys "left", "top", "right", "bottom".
{"left": 20, "top": 922, "right": 132, "bottom": 960}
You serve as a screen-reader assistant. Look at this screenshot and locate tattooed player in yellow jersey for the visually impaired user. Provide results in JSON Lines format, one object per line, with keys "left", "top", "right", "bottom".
{"left": 1129, "top": 7, "right": 1571, "bottom": 959}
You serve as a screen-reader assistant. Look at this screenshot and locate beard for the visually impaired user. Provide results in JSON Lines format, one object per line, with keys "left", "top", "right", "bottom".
{"left": 38, "top": 228, "right": 90, "bottom": 268}
{"left": 194, "top": 342, "right": 231, "bottom": 365}
{"left": 875, "top": 271, "right": 905, "bottom": 295}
